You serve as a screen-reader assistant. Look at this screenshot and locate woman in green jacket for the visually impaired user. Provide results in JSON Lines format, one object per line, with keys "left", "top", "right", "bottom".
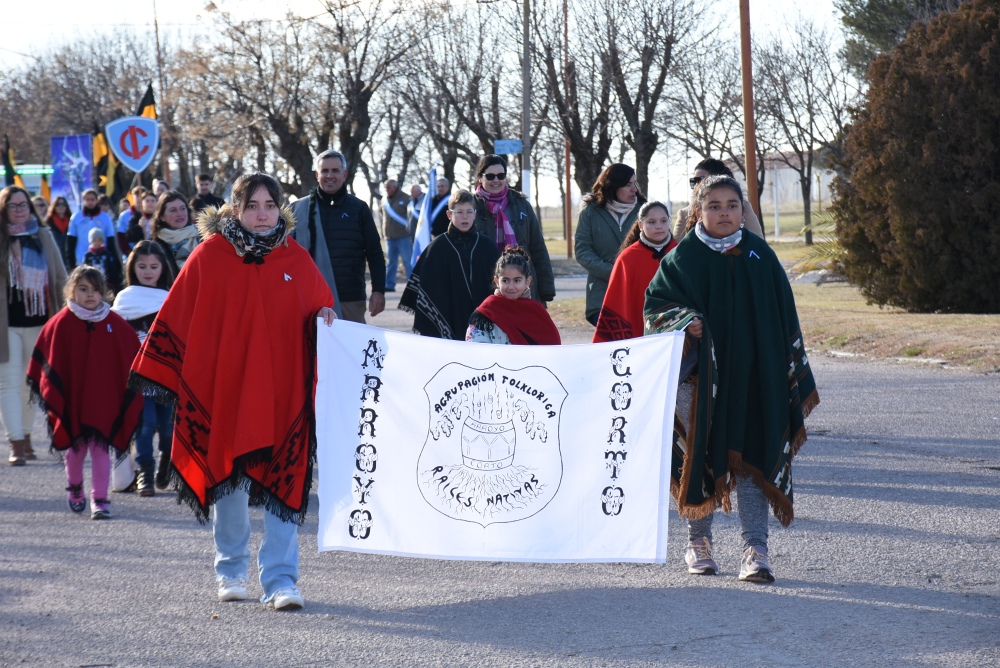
{"left": 574, "top": 163, "right": 644, "bottom": 325}
{"left": 473, "top": 154, "right": 555, "bottom": 304}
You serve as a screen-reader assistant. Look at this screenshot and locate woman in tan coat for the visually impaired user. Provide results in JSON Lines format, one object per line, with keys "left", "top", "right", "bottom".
{"left": 0, "top": 186, "right": 67, "bottom": 465}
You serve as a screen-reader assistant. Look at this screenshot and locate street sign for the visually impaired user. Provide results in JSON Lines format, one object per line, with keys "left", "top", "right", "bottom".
{"left": 494, "top": 139, "right": 523, "bottom": 155}
{"left": 105, "top": 116, "right": 160, "bottom": 174}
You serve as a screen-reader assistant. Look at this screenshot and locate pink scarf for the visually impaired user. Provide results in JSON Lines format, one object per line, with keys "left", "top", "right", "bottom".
{"left": 476, "top": 184, "right": 518, "bottom": 252}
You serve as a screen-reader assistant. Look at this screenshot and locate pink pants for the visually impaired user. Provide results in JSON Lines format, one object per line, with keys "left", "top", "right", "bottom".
{"left": 64, "top": 440, "right": 111, "bottom": 502}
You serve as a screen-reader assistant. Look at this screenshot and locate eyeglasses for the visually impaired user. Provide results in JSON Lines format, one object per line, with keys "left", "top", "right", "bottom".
{"left": 5, "top": 202, "right": 30, "bottom": 212}
{"left": 688, "top": 176, "right": 704, "bottom": 189}
{"left": 483, "top": 172, "right": 506, "bottom": 182}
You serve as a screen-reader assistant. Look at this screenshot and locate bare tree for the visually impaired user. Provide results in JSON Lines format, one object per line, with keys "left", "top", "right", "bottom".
{"left": 0, "top": 35, "right": 155, "bottom": 163}
{"left": 319, "top": 0, "right": 415, "bottom": 190}
{"left": 534, "top": 0, "right": 615, "bottom": 194}
{"left": 190, "top": 14, "right": 336, "bottom": 195}
{"left": 598, "top": 0, "right": 703, "bottom": 193}
{"left": 756, "top": 20, "right": 855, "bottom": 243}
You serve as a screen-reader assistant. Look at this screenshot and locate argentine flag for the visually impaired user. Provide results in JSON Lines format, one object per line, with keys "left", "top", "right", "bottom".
{"left": 410, "top": 167, "right": 436, "bottom": 267}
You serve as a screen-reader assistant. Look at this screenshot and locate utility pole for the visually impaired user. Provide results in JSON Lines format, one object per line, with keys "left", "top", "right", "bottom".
{"left": 739, "top": 0, "right": 761, "bottom": 229}
{"left": 152, "top": 0, "right": 167, "bottom": 182}
{"left": 563, "top": 0, "right": 572, "bottom": 258}
{"left": 521, "top": 0, "right": 531, "bottom": 199}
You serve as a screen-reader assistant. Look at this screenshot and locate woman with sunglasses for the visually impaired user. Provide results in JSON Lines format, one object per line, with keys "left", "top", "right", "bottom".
{"left": 673, "top": 158, "right": 763, "bottom": 242}
{"left": 473, "top": 154, "right": 555, "bottom": 304}
{"left": 574, "top": 163, "right": 646, "bottom": 326}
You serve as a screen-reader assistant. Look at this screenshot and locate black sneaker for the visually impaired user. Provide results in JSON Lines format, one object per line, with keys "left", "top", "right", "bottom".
{"left": 66, "top": 484, "right": 86, "bottom": 513}
{"left": 90, "top": 499, "right": 112, "bottom": 520}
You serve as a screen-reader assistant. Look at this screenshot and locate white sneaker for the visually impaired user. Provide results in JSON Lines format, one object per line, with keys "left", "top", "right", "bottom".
{"left": 268, "top": 586, "right": 304, "bottom": 611}
{"left": 684, "top": 537, "right": 718, "bottom": 575}
{"left": 739, "top": 546, "right": 775, "bottom": 583}
{"left": 217, "top": 578, "right": 249, "bottom": 602}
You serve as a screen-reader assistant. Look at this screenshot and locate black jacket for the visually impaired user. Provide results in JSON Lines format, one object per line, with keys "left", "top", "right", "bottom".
{"left": 307, "top": 185, "right": 386, "bottom": 302}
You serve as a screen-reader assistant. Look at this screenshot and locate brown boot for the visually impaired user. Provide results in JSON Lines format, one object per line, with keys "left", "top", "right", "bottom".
{"left": 23, "top": 434, "right": 36, "bottom": 461}
{"left": 8, "top": 439, "right": 27, "bottom": 466}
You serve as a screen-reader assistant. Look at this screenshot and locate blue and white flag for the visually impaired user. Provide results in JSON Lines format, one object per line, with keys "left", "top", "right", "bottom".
{"left": 410, "top": 167, "right": 436, "bottom": 266}
{"left": 315, "top": 321, "right": 685, "bottom": 563}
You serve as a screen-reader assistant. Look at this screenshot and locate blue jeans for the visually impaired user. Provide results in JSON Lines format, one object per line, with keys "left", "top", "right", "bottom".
{"left": 212, "top": 488, "right": 299, "bottom": 600}
{"left": 687, "top": 475, "right": 769, "bottom": 550}
{"left": 385, "top": 236, "right": 413, "bottom": 289}
{"left": 135, "top": 398, "right": 172, "bottom": 465}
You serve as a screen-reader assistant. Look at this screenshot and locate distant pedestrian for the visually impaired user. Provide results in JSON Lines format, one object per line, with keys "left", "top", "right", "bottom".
{"left": 82, "top": 228, "right": 117, "bottom": 289}
{"left": 65, "top": 189, "right": 117, "bottom": 270}
{"left": 381, "top": 179, "right": 412, "bottom": 291}
{"left": 400, "top": 190, "right": 499, "bottom": 339}
{"left": 27, "top": 266, "right": 143, "bottom": 519}
{"left": 644, "top": 174, "right": 818, "bottom": 584}
{"left": 473, "top": 154, "right": 555, "bottom": 304}
{"left": 32, "top": 197, "right": 48, "bottom": 222}
{"left": 151, "top": 191, "right": 199, "bottom": 276}
{"left": 43, "top": 196, "right": 72, "bottom": 255}
{"left": 407, "top": 184, "right": 424, "bottom": 242}
{"left": 429, "top": 177, "right": 451, "bottom": 237}
{"left": 189, "top": 173, "right": 225, "bottom": 214}
{"left": 121, "top": 192, "right": 157, "bottom": 252}
{"left": 291, "top": 149, "right": 386, "bottom": 324}
{"left": 574, "top": 163, "right": 645, "bottom": 326}
{"left": 97, "top": 195, "right": 115, "bottom": 221}
{"left": 111, "top": 241, "right": 175, "bottom": 496}
{"left": 152, "top": 179, "right": 170, "bottom": 197}
{"left": 673, "top": 158, "right": 763, "bottom": 242}
{"left": 0, "top": 185, "right": 67, "bottom": 466}
{"left": 593, "top": 201, "right": 677, "bottom": 343}
{"left": 130, "top": 172, "right": 335, "bottom": 609}
{"left": 466, "top": 247, "right": 560, "bottom": 346}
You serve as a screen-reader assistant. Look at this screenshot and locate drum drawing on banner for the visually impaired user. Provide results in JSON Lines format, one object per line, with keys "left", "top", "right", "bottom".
{"left": 418, "top": 363, "right": 567, "bottom": 526}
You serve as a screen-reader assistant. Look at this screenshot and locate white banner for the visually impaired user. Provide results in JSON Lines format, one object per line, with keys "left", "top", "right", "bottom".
{"left": 315, "top": 322, "right": 684, "bottom": 563}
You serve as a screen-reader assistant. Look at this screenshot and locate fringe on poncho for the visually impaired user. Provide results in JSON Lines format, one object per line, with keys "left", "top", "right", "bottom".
{"left": 644, "top": 232, "right": 818, "bottom": 527}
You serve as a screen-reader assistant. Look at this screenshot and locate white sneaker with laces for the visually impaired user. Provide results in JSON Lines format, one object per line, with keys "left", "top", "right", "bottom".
{"left": 268, "top": 586, "right": 304, "bottom": 611}
{"left": 217, "top": 578, "right": 249, "bottom": 602}
{"left": 739, "top": 545, "right": 775, "bottom": 583}
{"left": 684, "top": 536, "right": 718, "bottom": 575}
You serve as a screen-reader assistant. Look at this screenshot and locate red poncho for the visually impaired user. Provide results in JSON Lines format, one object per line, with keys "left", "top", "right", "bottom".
{"left": 471, "top": 294, "right": 561, "bottom": 345}
{"left": 27, "top": 307, "right": 143, "bottom": 451}
{"left": 593, "top": 238, "right": 677, "bottom": 343}
{"left": 129, "top": 228, "right": 333, "bottom": 524}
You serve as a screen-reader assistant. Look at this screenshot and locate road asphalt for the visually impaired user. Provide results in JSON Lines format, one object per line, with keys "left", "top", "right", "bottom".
{"left": 1, "top": 274, "right": 997, "bottom": 667}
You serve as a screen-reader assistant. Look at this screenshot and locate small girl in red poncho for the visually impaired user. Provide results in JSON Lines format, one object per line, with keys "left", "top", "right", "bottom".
{"left": 466, "top": 247, "right": 561, "bottom": 345}
{"left": 593, "top": 201, "right": 677, "bottom": 343}
{"left": 27, "top": 266, "right": 143, "bottom": 520}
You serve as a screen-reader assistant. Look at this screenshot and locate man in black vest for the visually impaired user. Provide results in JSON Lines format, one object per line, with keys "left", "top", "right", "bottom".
{"left": 291, "top": 150, "right": 386, "bottom": 323}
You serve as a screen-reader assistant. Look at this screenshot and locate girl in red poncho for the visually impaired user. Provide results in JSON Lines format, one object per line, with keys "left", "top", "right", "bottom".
{"left": 466, "top": 247, "right": 561, "bottom": 345}
{"left": 129, "top": 173, "right": 335, "bottom": 611}
{"left": 593, "top": 201, "right": 677, "bottom": 342}
{"left": 27, "top": 266, "right": 143, "bottom": 520}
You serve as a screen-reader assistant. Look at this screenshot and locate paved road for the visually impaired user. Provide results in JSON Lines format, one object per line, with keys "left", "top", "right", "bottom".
{"left": 2, "top": 276, "right": 998, "bottom": 667}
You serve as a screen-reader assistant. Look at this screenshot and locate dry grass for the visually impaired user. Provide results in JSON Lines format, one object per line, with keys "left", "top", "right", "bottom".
{"left": 791, "top": 283, "right": 1000, "bottom": 370}
{"left": 542, "top": 229, "right": 999, "bottom": 369}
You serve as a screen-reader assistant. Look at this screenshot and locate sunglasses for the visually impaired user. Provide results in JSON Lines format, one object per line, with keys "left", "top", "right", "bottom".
{"left": 689, "top": 176, "right": 704, "bottom": 189}
{"left": 483, "top": 172, "right": 506, "bottom": 182}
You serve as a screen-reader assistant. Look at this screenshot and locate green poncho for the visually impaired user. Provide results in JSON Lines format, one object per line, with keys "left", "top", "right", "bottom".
{"left": 644, "top": 231, "right": 818, "bottom": 526}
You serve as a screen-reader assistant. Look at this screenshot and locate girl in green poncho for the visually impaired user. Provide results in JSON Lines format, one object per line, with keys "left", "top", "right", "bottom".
{"left": 644, "top": 175, "right": 819, "bottom": 584}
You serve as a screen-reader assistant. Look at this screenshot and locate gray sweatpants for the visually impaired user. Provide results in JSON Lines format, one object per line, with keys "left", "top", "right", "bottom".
{"left": 687, "top": 474, "right": 769, "bottom": 550}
